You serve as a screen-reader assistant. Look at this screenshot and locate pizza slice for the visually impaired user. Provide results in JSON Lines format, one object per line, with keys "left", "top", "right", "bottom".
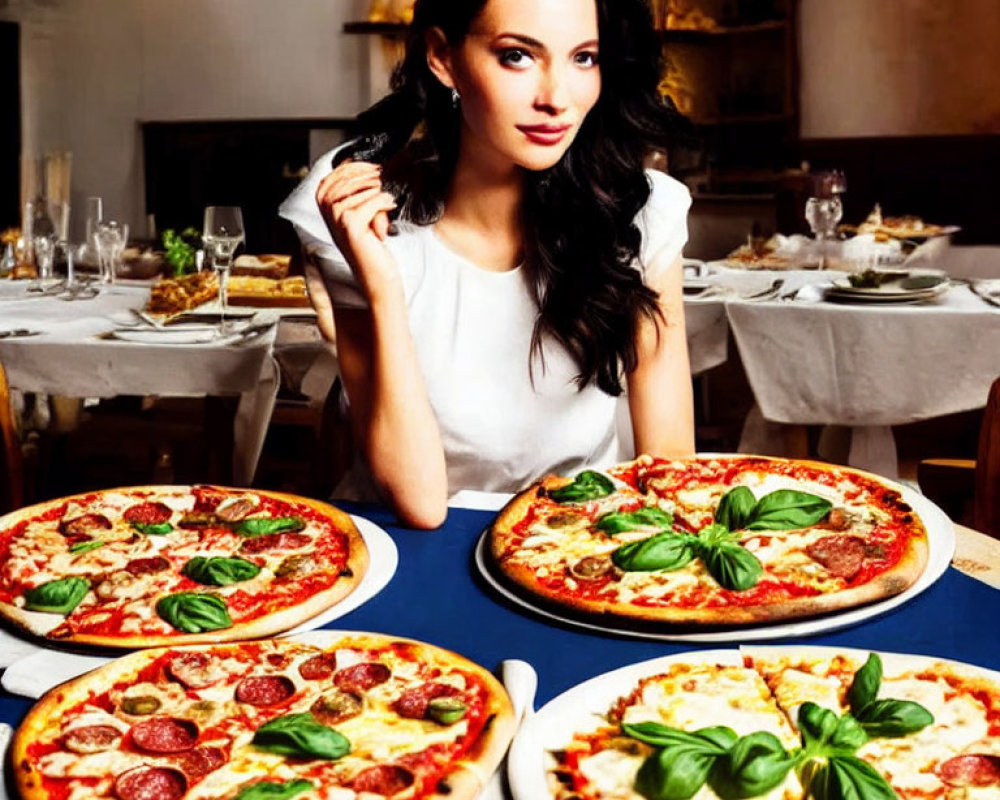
{"left": 744, "top": 646, "right": 1000, "bottom": 800}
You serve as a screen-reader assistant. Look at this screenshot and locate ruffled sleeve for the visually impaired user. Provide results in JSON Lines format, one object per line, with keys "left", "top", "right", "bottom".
{"left": 635, "top": 169, "right": 692, "bottom": 279}
{"left": 278, "top": 143, "right": 368, "bottom": 309}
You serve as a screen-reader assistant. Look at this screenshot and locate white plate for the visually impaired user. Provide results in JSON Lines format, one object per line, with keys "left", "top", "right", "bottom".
{"left": 824, "top": 284, "right": 950, "bottom": 305}
{"left": 474, "top": 481, "right": 954, "bottom": 643}
{"left": 507, "top": 645, "right": 998, "bottom": 800}
{"left": 108, "top": 327, "right": 223, "bottom": 344}
{"left": 829, "top": 269, "right": 948, "bottom": 295}
{"left": 0, "top": 515, "right": 396, "bottom": 699}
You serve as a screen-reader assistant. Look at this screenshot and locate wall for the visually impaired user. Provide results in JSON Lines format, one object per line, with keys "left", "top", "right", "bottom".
{"left": 799, "top": 0, "right": 1000, "bottom": 137}
{"left": 4, "top": 0, "right": 370, "bottom": 238}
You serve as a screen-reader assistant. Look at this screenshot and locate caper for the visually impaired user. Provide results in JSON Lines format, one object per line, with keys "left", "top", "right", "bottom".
{"left": 427, "top": 697, "right": 468, "bottom": 725}
{"left": 120, "top": 695, "right": 161, "bottom": 715}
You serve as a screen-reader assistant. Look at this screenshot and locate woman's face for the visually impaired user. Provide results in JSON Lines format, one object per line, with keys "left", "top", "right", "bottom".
{"left": 440, "top": 0, "right": 602, "bottom": 172}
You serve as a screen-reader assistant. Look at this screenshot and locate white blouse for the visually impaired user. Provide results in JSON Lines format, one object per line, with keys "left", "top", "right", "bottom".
{"left": 280, "top": 148, "right": 691, "bottom": 499}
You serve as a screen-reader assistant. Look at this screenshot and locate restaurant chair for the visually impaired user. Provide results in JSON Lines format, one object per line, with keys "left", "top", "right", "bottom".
{"left": 0, "top": 361, "right": 24, "bottom": 513}
{"left": 917, "top": 376, "right": 1000, "bottom": 539}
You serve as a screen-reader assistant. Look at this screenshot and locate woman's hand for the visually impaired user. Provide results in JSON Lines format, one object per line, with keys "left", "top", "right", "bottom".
{"left": 315, "top": 160, "right": 401, "bottom": 306}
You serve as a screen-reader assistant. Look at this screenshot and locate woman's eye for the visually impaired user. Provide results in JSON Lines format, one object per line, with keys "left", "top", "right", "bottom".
{"left": 574, "top": 50, "right": 599, "bottom": 67}
{"left": 498, "top": 48, "right": 533, "bottom": 68}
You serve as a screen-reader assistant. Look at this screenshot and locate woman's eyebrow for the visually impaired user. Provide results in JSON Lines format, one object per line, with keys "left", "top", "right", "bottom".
{"left": 494, "top": 33, "right": 600, "bottom": 52}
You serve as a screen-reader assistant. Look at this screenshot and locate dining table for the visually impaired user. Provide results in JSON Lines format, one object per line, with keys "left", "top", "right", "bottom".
{"left": 0, "top": 279, "right": 292, "bottom": 485}
{"left": 691, "top": 262, "right": 1000, "bottom": 478}
{"left": 0, "top": 493, "right": 998, "bottom": 800}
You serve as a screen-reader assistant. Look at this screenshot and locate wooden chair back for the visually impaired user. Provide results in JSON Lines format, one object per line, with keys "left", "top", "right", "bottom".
{"left": 0, "top": 361, "right": 23, "bottom": 513}
{"left": 974, "top": 376, "right": 1000, "bottom": 539}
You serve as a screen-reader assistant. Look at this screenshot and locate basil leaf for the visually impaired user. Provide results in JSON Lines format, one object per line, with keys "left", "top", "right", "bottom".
{"left": 69, "top": 539, "right": 104, "bottom": 554}
{"left": 857, "top": 699, "right": 934, "bottom": 738}
{"left": 635, "top": 743, "right": 721, "bottom": 800}
{"left": 156, "top": 592, "right": 232, "bottom": 633}
{"left": 612, "top": 532, "right": 697, "bottom": 573}
{"left": 745, "top": 490, "right": 833, "bottom": 531}
{"left": 847, "top": 654, "right": 883, "bottom": 717}
{"left": 701, "top": 542, "right": 763, "bottom": 591}
{"left": 624, "top": 722, "right": 737, "bottom": 754}
{"left": 548, "top": 470, "right": 615, "bottom": 504}
{"left": 233, "top": 780, "right": 315, "bottom": 800}
{"left": 813, "top": 756, "right": 898, "bottom": 800}
{"left": 715, "top": 486, "right": 757, "bottom": 532}
{"left": 711, "top": 732, "right": 799, "bottom": 800}
{"left": 597, "top": 507, "right": 673, "bottom": 535}
{"left": 132, "top": 522, "right": 173, "bottom": 536}
{"left": 798, "top": 702, "right": 841, "bottom": 750}
{"left": 828, "top": 714, "right": 869, "bottom": 752}
{"left": 252, "top": 712, "right": 351, "bottom": 760}
{"left": 23, "top": 577, "right": 89, "bottom": 614}
{"left": 236, "top": 517, "right": 306, "bottom": 537}
{"left": 182, "top": 556, "right": 261, "bottom": 586}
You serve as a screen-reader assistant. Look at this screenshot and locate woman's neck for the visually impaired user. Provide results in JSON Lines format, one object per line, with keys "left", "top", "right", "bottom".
{"left": 437, "top": 140, "right": 524, "bottom": 273}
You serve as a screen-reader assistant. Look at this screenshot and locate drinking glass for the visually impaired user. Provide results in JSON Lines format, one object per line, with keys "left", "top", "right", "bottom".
{"left": 32, "top": 233, "right": 56, "bottom": 281}
{"left": 202, "top": 206, "right": 244, "bottom": 333}
{"left": 96, "top": 220, "right": 128, "bottom": 284}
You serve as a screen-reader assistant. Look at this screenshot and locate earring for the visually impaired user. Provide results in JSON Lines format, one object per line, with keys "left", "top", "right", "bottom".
{"left": 450, "top": 88, "right": 460, "bottom": 107}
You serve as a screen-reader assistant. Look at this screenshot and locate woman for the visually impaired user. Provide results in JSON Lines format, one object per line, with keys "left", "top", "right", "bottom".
{"left": 281, "top": 0, "right": 694, "bottom": 528}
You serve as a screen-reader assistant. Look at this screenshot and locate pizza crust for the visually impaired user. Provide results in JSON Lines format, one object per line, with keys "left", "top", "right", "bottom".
{"left": 487, "top": 456, "right": 932, "bottom": 628}
{"left": 0, "top": 486, "right": 369, "bottom": 648}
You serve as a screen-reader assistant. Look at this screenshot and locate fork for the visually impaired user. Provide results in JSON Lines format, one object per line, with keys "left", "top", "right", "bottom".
{"left": 740, "top": 278, "right": 784, "bottom": 301}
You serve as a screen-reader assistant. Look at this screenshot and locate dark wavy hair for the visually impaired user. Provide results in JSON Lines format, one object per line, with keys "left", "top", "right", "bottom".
{"left": 346, "top": 0, "right": 680, "bottom": 395}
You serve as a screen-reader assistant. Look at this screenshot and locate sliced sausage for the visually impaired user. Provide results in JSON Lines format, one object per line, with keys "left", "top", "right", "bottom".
{"left": 937, "top": 755, "right": 1000, "bottom": 787}
{"left": 113, "top": 766, "right": 187, "bottom": 800}
{"left": 234, "top": 675, "right": 296, "bottom": 707}
{"left": 275, "top": 554, "right": 319, "bottom": 579}
{"left": 62, "top": 724, "right": 122, "bottom": 754}
{"left": 310, "top": 690, "right": 364, "bottom": 726}
{"left": 125, "top": 557, "right": 171, "bottom": 576}
{"left": 298, "top": 652, "right": 338, "bottom": 681}
{"left": 333, "top": 662, "right": 391, "bottom": 693}
{"left": 393, "top": 682, "right": 460, "bottom": 720}
{"left": 167, "top": 652, "right": 225, "bottom": 690}
{"left": 174, "top": 746, "right": 227, "bottom": 779}
{"left": 351, "top": 764, "right": 415, "bottom": 796}
{"left": 123, "top": 502, "right": 173, "bottom": 525}
{"left": 805, "top": 535, "right": 867, "bottom": 580}
{"left": 177, "top": 511, "right": 221, "bottom": 530}
{"left": 239, "top": 532, "right": 312, "bottom": 554}
{"left": 129, "top": 717, "right": 199, "bottom": 754}
{"left": 215, "top": 498, "right": 256, "bottom": 522}
{"left": 59, "top": 513, "right": 112, "bottom": 538}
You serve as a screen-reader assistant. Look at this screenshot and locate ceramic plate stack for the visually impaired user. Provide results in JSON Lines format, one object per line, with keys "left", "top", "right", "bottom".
{"left": 825, "top": 268, "right": 950, "bottom": 304}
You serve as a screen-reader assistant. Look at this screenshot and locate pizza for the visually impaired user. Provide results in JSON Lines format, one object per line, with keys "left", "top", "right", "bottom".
{"left": 850, "top": 204, "right": 951, "bottom": 240}
{"left": 11, "top": 632, "right": 516, "bottom": 800}
{"left": 539, "top": 646, "right": 1000, "bottom": 800}
{"left": 487, "top": 455, "right": 930, "bottom": 626}
{"left": 0, "top": 485, "right": 368, "bottom": 647}
{"left": 227, "top": 276, "right": 310, "bottom": 308}
{"left": 147, "top": 272, "right": 219, "bottom": 316}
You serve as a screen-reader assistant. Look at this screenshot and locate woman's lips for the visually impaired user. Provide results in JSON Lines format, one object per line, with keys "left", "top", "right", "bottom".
{"left": 517, "top": 124, "right": 572, "bottom": 145}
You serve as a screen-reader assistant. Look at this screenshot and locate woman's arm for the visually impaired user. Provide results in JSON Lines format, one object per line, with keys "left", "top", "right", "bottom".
{"left": 627, "top": 250, "right": 696, "bottom": 458}
{"left": 315, "top": 162, "right": 448, "bottom": 528}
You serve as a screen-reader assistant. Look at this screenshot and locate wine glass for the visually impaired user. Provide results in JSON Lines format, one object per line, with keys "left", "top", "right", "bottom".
{"left": 805, "top": 171, "right": 846, "bottom": 268}
{"left": 96, "top": 221, "right": 128, "bottom": 284}
{"left": 202, "top": 206, "right": 245, "bottom": 333}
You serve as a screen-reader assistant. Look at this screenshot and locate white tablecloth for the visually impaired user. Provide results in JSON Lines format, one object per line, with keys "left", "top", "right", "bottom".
{"left": 714, "top": 268, "right": 1000, "bottom": 477}
{"left": 0, "top": 281, "right": 280, "bottom": 484}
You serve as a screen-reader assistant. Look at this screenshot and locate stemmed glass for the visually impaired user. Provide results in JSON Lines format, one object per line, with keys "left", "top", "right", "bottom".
{"left": 96, "top": 221, "right": 128, "bottom": 284}
{"left": 805, "top": 171, "right": 846, "bottom": 268}
{"left": 202, "top": 206, "right": 245, "bottom": 334}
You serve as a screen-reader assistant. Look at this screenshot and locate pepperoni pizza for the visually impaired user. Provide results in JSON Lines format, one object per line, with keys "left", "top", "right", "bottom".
{"left": 488, "top": 455, "right": 930, "bottom": 626}
{"left": 0, "top": 485, "right": 368, "bottom": 647}
{"left": 12, "top": 633, "right": 515, "bottom": 800}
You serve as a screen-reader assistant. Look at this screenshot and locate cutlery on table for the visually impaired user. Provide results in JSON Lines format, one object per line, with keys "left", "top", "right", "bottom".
{"left": 741, "top": 278, "right": 784, "bottom": 301}
{"left": 969, "top": 281, "right": 1000, "bottom": 309}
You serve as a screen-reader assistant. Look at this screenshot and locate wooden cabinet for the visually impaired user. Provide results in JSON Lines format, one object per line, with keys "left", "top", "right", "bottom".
{"left": 654, "top": 0, "right": 800, "bottom": 199}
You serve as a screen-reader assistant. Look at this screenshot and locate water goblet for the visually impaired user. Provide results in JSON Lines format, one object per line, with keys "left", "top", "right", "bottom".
{"left": 96, "top": 221, "right": 128, "bottom": 284}
{"left": 202, "top": 206, "right": 245, "bottom": 334}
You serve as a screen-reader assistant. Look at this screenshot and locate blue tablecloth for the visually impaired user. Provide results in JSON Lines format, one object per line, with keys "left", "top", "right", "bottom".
{"left": 2, "top": 503, "right": 998, "bottom": 728}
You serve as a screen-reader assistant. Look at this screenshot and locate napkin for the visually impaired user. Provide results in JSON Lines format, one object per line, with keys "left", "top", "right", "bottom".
{"left": 1, "top": 650, "right": 111, "bottom": 698}
{"left": 480, "top": 659, "right": 538, "bottom": 800}
{"left": 0, "top": 627, "right": 47, "bottom": 669}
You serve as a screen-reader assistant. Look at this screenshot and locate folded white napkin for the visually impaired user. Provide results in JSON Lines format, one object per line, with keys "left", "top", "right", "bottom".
{"left": 480, "top": 660, "right": 538, "bottom": 800}
{"left": 1, "top": 650, "right": 111, "bottom": 698}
